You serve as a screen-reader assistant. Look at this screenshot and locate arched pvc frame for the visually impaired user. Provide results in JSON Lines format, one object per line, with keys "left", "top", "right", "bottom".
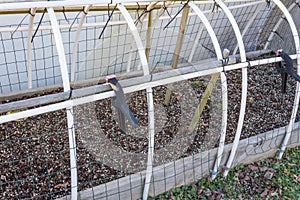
{"left": 27, "top": 8, "right": 36, "bottom": 89}
{"left": 270, "top": 0, "right": 300, "bottom": 159}
{"left": 187, "top": 2, "right": 228, "bottom": 180}
{"left": 47, "top": 8, "right": 78, "bottom": 200}
{"left": 125, "top": 0, "right": 160, "bottom": 72}
{"left": 71, "top": 5, "right": 91, "bottom": 82}
{"left": 264, "top": 0, "right": 300, "bottom": 50}
{"left": 188, "top": 12, "right": 213, "bottom": 63}
{"left": 214, "top": 0, "right": 248, "bottom": 177}
{"left": 117, "top": 4, "right": 155, "bottom": 200}
{"left": 232, "top": 2, "right": 265, "bottom": 55}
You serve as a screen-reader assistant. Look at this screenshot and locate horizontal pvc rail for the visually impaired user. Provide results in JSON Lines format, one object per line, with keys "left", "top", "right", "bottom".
{"left": 188, "top": 1, "right": 228, "bottom": 180}
{"left": 215, "top": 0, "right": 248, "bottom": 177}
{"left": 1, "top": 54, "right": 293, "bottom": 124}
{"left": 0, "top": 1, "right": 264, "bottom": 33}
{"left": 0, "top": 0, "right": 264, "bottom": 11}
{"left": 48, "top": 7, "right": 77, "bottom": 200}
{"left": 271, "top": 0, "right": 300, "bottom": 159}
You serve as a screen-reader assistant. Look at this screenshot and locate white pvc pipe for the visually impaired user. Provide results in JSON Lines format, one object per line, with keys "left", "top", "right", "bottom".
{"left": 0, "top": 0, "right": 263, "bottom": 11}
{"left": 188, "top": 1, "right": 228, "bottom": 180}
{"left": 144, "top": 87, "right": 155, "bottom": 200}
{"left": 0, "top": 1, "right": 264, "bottom": 33}
{"left": 27, "top": 8, "right": 36, "bottom": 89}
{"left": 117, "top": 4, "right": 154, "bottom": 199}
{"left": 48, "top": 7, "right": 77, "bottom": 200}
{"left": 1, "top": 55, "right": 297, "bottom": 124}
{"left": 188, "top": 13, "right": 213, "bottom": 63}
{"left": 66, "top": 107, "right": 78, "bottom": 200}
{"left": 117, "top": 3, "right": 150, "bottom": 75}
{"left": 264, "top": 0, "right": 300, "bottom": 50}
{"left": 215, "top": 0, "right": 247, "bottom": 177}
{"left": 48, "top": 8, "right": 70, "bottom": 92}
{"left": 126, "top": 1, "right": 159, "bottom": 73}
{"left": 233, "top": 3, "right": 264, "bottom": 55}
{"left": 71, "top": 5, "right": 91, "bottom": 82}
{"left": 272, "top": 0, "right": 300, "bottom": 159}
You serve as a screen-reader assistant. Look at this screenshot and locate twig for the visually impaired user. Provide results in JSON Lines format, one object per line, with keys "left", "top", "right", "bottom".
{"left": 31, "top": 8, "right": 46, "bottom": 43}
{"left": 163, "top": 1, "right": 189, "bottom": 30}
{"left": 98, "top": 4, "right": 117, "bottom": 39}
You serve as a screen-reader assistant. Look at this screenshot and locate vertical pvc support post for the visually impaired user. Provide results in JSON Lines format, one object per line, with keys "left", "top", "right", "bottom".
{"left": 70, "top": 5, "right": 91, "bottom": 82}
{"left": 271, "top": 0, "right": 300, "bottom": 159}
{"left": 27, "top": 8, "right": 36, "bottom": 89}
{"left": 214, "top": 0, "right": 247, "bottom": 177}
{"left": 48, "top": 7, "right": 78, "bottom": 200}
{"left": 188, "top": 2, "right": 227, "bottom": 180}
{"left": 264, "top": 1, "right": 299, "bottom": 50}
{"left": 117, "top": 4, "right": 154, "bottom": 200}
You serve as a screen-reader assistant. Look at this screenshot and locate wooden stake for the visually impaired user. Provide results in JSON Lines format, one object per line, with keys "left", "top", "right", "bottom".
{"left": 164, "top": 4, "right": 190, "bottom": 106}
{"left": 189, "top": 73, "right": 219, "bottom": 132}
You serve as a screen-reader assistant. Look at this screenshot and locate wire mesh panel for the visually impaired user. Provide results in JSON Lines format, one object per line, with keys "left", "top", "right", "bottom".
{"left": 0, "top": 0, "right": 300, "bottom": 199}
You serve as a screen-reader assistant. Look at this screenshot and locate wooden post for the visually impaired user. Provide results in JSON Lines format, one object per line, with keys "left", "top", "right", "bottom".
{"left": 145, "top": 9, "right": 153, "bottom": 60}
{"left": 164, "top": 4, "right": 190, "bottom": 106}
{"left": 189, "top": 73, "right": 219, "bottom": 132}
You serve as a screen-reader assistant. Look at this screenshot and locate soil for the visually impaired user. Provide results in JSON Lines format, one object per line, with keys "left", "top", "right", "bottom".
{"left": 1, "top": 60, "right": 299, "bottom": 199}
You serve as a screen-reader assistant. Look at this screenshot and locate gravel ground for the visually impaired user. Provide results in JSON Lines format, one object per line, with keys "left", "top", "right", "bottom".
{"left": 1, "top": 60, "right": 300, "bottom": 199}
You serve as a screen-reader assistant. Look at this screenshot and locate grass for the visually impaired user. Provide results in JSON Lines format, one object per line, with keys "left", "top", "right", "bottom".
{"left": 149, "top": 146, "right": 300, "bottom": 199}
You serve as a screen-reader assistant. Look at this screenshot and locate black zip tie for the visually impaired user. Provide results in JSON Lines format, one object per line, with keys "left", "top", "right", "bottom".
{"left": 68, "top": 89, "right": 73, "bottom": 100}
{"left": 82, "top": 6, "right": 88, "bottom": 15}
{"left": 281, "top": 16, "right": 288, "bottom": 23}
{"left": 11, "top": 13, "right": 29, "bottom": 39}
{"left": 211, "top": 0, "right": 220, "bottom": 13}
{"left": 220, "top": 59, "right": 227, "bottom": 77}
{"left": 201, "top": 44, "right": 216, "bottom": 56}
{"left": 163, "top": 1, "right": 188, "bottom": 30}
{"left": 247, "top": 60, "right": 251, "bottom": 68}
{"left": 98, "top": 4, "right": 117, "bottom": 39}
{"left": 29, "top": 9, "right": 35, "bottom": 17}
{"left": 62, "top": 6, "right": 69, "bottom": 23}
{"left": 163, "top": 1, "right": 172, "bottom": 19}
{"left": 296, "top": 2, "right": 300, "bottom": 9}
{"left": 31, "top": 8, "right": 46, "bottom": 43}
{"left": 266, "top": 0, "right": 271, "bottom": 7}
{"left": 273, "top": 31, "right": 284, "bottom": 41}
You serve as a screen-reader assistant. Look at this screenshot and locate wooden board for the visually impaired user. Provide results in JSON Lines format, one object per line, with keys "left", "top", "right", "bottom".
{"left": 58, "top": 121, "right": 300, "bottom": 199}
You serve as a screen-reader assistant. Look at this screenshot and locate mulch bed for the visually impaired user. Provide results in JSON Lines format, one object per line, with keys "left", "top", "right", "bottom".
{"left": 1, "top": 60, "right": 299, "bottom": 199}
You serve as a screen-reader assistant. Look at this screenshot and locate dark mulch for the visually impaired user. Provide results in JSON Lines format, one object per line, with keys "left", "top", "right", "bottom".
{"left": 1, "top": 59, "right": 299, "bottom": 199}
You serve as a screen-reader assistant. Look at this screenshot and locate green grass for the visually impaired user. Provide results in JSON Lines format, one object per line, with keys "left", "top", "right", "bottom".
{"left": 149, "top": 146, "right": 300, "bottom": 199}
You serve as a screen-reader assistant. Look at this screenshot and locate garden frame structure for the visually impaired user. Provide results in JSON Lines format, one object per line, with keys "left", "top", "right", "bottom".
{"left": 0, "top": 0, "right": 299, "bottom": 199}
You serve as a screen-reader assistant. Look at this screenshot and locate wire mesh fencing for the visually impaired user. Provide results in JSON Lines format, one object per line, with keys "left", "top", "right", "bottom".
{"left": 0, "top": 0, "right": 300, "bottom": 199}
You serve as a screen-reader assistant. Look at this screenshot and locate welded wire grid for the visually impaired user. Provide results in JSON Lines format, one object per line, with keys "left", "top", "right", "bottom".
{"left": 0, "top": 1, "right": 300, "bottom": 199}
